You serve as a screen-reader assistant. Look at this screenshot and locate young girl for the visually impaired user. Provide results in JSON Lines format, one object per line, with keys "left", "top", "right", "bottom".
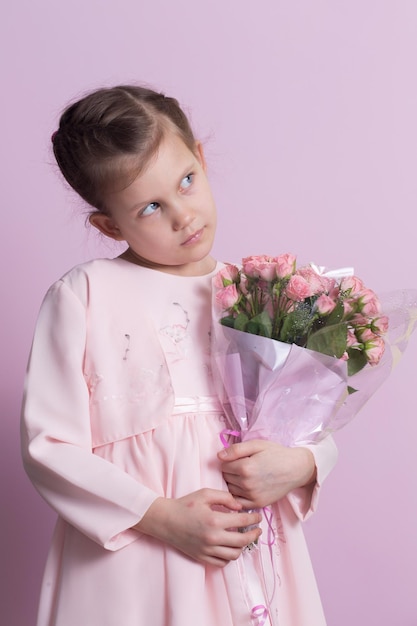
{"left": 21, "top": 84, "right": 338, "bottom": 626}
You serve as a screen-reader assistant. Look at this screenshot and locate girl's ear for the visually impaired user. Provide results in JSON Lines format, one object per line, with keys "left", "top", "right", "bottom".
{"left": 195, "top": 141, "right": 207, "bottom": 172}
{"left": 89, "top": 212, "right": 125, "bottom": 241}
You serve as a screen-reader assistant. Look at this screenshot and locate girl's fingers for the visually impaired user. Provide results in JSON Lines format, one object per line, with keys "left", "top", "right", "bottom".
{"left": 222, "top": 474, "right": 245, "bottom": 491}
{"left": 199, "top": 487, "right": 243, "bottom": 511}
{"left": 206, "top": 528, "right": 262, "bottom": 567}
{"left": 223, "top": 481, "right": 258, "bottom": 507}
{"left": 218, "top": 440, "right": 266, "bottom": 462}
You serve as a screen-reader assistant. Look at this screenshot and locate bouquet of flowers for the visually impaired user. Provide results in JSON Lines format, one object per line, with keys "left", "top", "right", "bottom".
{"left": 211, "top": 254, "right": 417, "bottom": 624}
{"left": 211, "top": 254, "right": 417, "bottom": 446}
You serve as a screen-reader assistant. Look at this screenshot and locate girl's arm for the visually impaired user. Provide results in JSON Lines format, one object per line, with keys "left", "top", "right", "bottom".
{"left": 21, "top": 280, "right": 160, "bottom": 551}
{"left": 218, "top": 436, "right": 338, "bottom": 518}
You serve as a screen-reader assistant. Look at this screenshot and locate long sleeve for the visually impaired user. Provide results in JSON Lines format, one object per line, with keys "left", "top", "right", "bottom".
{"left": 286, "top": 435, "right": 338, "bottom": 521}
{"left": 21, "top": 279, "right": 160, "bottom": 551}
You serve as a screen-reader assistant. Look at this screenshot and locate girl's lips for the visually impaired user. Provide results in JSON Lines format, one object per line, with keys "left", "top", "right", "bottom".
{"left": 181, "top": 228, "right": 204, "bottom": 246}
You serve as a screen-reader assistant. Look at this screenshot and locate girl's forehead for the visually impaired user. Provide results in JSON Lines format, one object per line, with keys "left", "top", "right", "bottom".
{"left": 138, "top": 133, "right": 198, "bottom": 181}
{"left": 154, "top": 131, "right": 198, "bottom": 162}
{"left": 106, "top": 134, "right": 199, "bottom": 212}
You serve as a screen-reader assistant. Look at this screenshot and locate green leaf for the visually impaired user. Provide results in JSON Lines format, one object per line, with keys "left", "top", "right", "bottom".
{"left": 256, "top": 311, "right": 273, "bottom": 338}
{"left": 280, "top": 309, "right": 312, "bottom": 343}
{"left": 246, "top": 310, "right": 272, "bottom": 338}
{"left": 255, "top": 310, "right": 273, "bottom": 328}
{"left": 325, "top": 301, "right": 345, "bottom": 326}
{"left": 259, "top": 324, "right": 272, "bottom": 338}
{"left": 220, "top": 316, "right": 236, "bottom": 328}
{"left": 234, "top": 313, "right": 249, "bottom": 331}
{"left": 347, "top": 348, "right": 368, "bottom": 376}
{"left": 306, "top": 323, "right": 347, "bottom": 358}
{"left": 245, "top": 320, "right": 259, "bottom": 335}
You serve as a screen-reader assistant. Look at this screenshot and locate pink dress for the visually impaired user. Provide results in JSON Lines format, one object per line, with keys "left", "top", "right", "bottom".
{"left": 21, "top": 258, "right": 337, "bottom": 626}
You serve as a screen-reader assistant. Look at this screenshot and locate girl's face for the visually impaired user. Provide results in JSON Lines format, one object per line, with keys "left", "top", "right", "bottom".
{"left": 90, "top": 133, "right": 217, "bottom": 276}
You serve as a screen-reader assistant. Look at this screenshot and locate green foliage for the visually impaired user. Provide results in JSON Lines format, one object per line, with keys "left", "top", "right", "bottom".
{"left": 279, "top": 307, "right": 312, "bottom": 343}
{"left": 325, "top": 301, "right": 345, "bottom": 326}
{"left": 234, "top": 313, "right": 249, "bottom": 331}
{"left": 346, "top": 348, "right": 368, "bottom": 376}
{"left": 246, "top": 311, "right": 272, "bottom": 338}
{"left": 220, "top": 316, "right": 236, "bottom": 329}
{"left": 306, "top": 323, "right": 347, "bottom": 359}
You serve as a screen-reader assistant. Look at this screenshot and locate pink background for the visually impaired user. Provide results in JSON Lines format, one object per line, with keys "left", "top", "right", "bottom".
{"left": 2, "top": 1, "right": 417, "bottom": 624}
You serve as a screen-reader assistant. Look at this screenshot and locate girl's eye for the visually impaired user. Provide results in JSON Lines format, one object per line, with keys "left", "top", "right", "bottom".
{"left": 140, "top": 202, "right": 159, "bottom": 217}
{"left": 180, "top": 174, "right": 193, "bottom": 190}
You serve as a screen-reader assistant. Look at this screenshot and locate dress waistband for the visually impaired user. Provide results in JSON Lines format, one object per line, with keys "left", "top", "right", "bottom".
{"left": 172, "top": 395, "right": 223, "bottom": 414}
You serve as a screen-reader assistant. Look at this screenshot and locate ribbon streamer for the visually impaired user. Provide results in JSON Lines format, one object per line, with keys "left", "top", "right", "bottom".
{"left": 220, "top": 429, "right": 277, "bottom": 625}
{"left": 251, "top": 604, "right": 269, "bottom": 625}
{"left": 219, "top": 428, "right": 241, "bottom": 448}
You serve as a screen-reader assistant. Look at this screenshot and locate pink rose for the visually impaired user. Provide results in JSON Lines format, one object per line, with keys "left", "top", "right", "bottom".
{"left": 320, "top": 276, "right": 337, "bottom": 294}
{"left": 242, "top": 254, "right": 297, "bottom": 282}
{"left": 274, "top": 253, "right": 296, "bottom": 279}
{"left": 371, "top": 315, "right": 389, "bottom": 334}
{"left": 347, "top": 330, "right": 358, "bottom": 347}
{"left": 256, "top": 261, "right": 277, "bottom": 281}
{"left": 364, "top": 335, "right": 385, "bottom": 365}
{"left": 242, "top": 255, "right": 277, "bottom": 281}
{"left": 343, "top": 300, "right": 355, "bottom": 317}
{"left": 242, "top": 255, "right": 265, "bottom": 278}
{"left": 358, "top": 289, "right": 381, "bottom": 316}
{"left": 215, "top": 284, "right": 239, "bottom": 310}
{"left": 315, "top": 294, "right": 337, "bottom": 315}
{"left": 340, "top": 275, "right": 365, "bottom": 295}
{"left": 350, "top": 313, "right": 370, "bottom": 327}
{"left": 296, "top": 267, "right": 327, "bottom": 296}
{"left": 239, "top": 274, "right": 249, "bottom": 295}
{"left": 213, "top": 264, "right": 240, "bottom": 288}
{"left": 285, "top": 275, "right": 313, "bottom": 301}
{"left": 328, "top": 284, "right": 340, "bottom": 300}
{"left": 356, "top": 327, "right": 377, "bottom": 342}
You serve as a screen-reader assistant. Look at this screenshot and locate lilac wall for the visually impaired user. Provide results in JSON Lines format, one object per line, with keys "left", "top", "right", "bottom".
{"left": 2, "top": 2, "right": 416, "bottom": 624}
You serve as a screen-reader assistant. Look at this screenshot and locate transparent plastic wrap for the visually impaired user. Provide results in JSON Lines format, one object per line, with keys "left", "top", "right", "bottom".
{"left": 212, "top": 328, "right": 348, "bottom": 445}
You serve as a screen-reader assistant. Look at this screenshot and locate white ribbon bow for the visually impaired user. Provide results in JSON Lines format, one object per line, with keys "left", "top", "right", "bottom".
{"left": 309, "top": 262, "right": 354, "bottom": 281}
{"left": 310, "top": 263, "right": 355, "bottom": 280}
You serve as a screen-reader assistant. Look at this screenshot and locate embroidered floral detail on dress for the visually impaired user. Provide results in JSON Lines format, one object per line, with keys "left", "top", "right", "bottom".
{"left": 123, "top": 333, "right": 131, "bottom": 360}
{"left": 159, "top": 302, "right": 190, "bottom": 361}
{"left": 86, "top": 363, "right": 171, "bottom": 405}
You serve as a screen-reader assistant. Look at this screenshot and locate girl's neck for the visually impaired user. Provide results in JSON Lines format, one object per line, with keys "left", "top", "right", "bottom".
{"left": 118, "top": 248, "right": 217, "bottom": 277}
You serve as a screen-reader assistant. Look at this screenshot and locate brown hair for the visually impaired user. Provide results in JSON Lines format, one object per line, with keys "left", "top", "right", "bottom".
{"left": 52, "top": 85, "right": 197, "bottom": 212}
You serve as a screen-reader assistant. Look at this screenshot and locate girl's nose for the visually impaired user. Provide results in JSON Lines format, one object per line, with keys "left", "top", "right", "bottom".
{"left": 171, "top": 203, "right": 194, "bottom": 231}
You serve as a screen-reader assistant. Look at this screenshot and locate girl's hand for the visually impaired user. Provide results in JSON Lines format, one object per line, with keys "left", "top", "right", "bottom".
{"left": 133, "top": 488, "right": 262, "bottom": 568}
{"left": 218, "top": 440, "right": 317, "bottom": 509}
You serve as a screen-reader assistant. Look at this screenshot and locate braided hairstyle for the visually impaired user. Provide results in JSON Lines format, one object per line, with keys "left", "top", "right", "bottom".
{"left": 52, "top": 85, "right": 197, "bottom": 213}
